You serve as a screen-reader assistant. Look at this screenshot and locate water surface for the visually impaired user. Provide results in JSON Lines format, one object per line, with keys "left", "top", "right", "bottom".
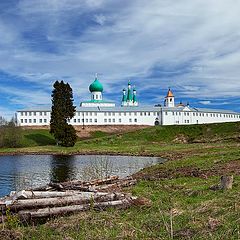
{"left": 0, "top": 155, "right": 163, "bottom": 197}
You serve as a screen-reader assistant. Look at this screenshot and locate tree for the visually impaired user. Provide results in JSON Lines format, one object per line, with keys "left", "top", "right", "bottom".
{"left": 0, "top": 117, "right": 23, "bottom": 148}
{"left": 50, "top": 80, "right": 77, "bottom": 147}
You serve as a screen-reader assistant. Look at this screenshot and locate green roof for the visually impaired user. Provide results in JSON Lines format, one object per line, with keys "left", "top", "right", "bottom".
{"left": 133, "top": 93, "right": 137, "bottom": 102}
{"left": 122, "top": 92, "right": 127, "bottom": 102}
{"left": 89, "top": 78, "right": 103, "bottom": 92}
{"left": 127, "top": 87, "right": 132, "bottom": 101}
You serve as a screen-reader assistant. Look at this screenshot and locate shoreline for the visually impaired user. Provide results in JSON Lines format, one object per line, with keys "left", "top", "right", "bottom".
{"left": 0, "top": 150, "right": 162, "bottom": 158}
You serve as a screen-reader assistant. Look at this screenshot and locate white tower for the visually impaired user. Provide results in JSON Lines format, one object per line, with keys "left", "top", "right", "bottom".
{"left": 165, "top": 88, "right": 175, "bottom": 108}
{"left": 121, "top": 88, "right": 127, "bottom": 106}
{"left": 133, "top": 87, "right": 138, "bottom": 106}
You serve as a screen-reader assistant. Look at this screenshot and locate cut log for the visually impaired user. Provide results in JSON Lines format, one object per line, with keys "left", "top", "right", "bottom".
{"left": 60, "top": 185, "right": 97, "bottom": 192}
{"left": 18, "top": 198, "right": 136, "bottom": 220}
{"left": 220, "top": 175, "right": 233, "bottom": 190}
{"left": 96, "top": 179, "right": 137, "bottom": 191}
{"left": 88, "top": 176, "right": 119, "bottom": 186}
{"left": 10, "top": 190, "right": 88, "bottom": 200}
{"left": 31, "top": 186, "right": 53, "bottom": 191}
{"left": 0, "top": 175, "right": 146, "bottom": 223}
{"left": 48, "top": 183, "right": 64, "bottom": 190}
{"left": 8, "top": 192, "right": 125, "bottom": 211}
{"left": 59, "top": 176, "right": 119, "bottom": 188}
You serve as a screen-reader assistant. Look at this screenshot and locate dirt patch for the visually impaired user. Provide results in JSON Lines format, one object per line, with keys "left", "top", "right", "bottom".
{"left": 0, "top": 230, "right": 23, "bottom": 240}
{"left": 74, "top": 125, "right": 149, "bottom": 139}
{"left": 134, "top": 159, "right": 240, "bottom": 180}
{"left": 23, "top": 125, "right": 149, "bottom": 139}
{"left": 172, "top": 134, "right": 189, "bottom": 144}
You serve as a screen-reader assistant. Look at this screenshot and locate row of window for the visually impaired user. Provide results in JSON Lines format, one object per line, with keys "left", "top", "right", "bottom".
{"left": 20, "top": 119, "right": 48, "bottom": 124}
{"left": 103, "top": 118, "right": 138, "bottom": 123}
{"left": 167, "top": 111, "right": 240, "bottom": 118}
{"left": 20, "top": 118, "right": 139, "bottom": 124}
{"left": 20, "top": 111, "right": 159, "bottom": 117}
{"left": 72, "top": 119, "right": 98, "bottom": 123}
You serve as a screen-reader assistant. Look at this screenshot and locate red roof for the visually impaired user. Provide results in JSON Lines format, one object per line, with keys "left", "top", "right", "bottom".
{"left": 166, "top": 89, "right": 174, "bottom": 98}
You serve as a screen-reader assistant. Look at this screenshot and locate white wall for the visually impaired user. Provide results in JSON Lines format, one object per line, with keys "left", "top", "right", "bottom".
{"left": 162, "top": 110, "right": 240, "bottom": 125}
{"left": 17, "top": 109, "right": 240, "bottom": 127}
{"left": 17, "top": 110, "right": 161, "bottom": 126}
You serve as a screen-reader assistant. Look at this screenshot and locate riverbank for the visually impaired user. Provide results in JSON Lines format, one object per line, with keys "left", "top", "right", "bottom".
{"left": 1, "top": 122, "right": 240, "bottom": 158}
{"left": 1, "top": 122, "right": 240, "bottom": 239}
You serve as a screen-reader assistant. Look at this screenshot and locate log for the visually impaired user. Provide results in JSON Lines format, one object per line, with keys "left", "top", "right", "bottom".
{"left": 64, "top": 175, "right": 119, "bottom": 186}
{"left": 8, "top": 192, "right": 125, "bottom": 210}
{"left": 48, "top": 183, "right": 64, "bottom": 191}
{"left": 18, "top": 198, "right": 136, "bottom": 220}
{"left": 31, "top": 186, "right": 53, "bottom": 191}
{"left": 96, "top": 179, "right": 137, "bottom": 191}
{"left": 88, "top": 176, "right": 119, "bottom": 186}
{"left": 220, "top": 175, "right": 233, "bottom": 190}
{"left": 60, "top": 185, "right": 97, "bottom": 192}
{"left": 10, "top": 190, "right": 87, "bottom": 200}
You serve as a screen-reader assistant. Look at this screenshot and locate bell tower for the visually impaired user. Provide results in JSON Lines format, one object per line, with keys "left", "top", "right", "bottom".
{"left": 165, "top": 88, "right": 175, "bottom": 108}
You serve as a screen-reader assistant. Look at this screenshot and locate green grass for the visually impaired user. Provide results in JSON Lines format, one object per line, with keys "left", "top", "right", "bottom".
{"left": 21, "top": 129, "right": 55, "bottom": 147}
{"left": 1, "top": 122, "right": 240, "bottom": 239}
{"left": 1, "top": 121, "right": 240, "bottom": 155}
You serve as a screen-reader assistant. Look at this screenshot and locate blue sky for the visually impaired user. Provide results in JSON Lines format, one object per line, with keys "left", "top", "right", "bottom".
{"left": 1, "top": 0, "right": 240, "bottom": 118}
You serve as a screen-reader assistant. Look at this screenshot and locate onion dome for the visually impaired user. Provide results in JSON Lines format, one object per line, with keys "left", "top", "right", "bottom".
{"left": 89, "top": 77, "right": 103, "bottom": 92}
{"left": 121, "top": 88, "right": 127, "bottom": 102}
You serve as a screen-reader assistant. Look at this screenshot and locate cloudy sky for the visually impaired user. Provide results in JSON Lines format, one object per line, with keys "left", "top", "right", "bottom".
{"left": 1, "top": 0, "right": 240, "bottom": 118}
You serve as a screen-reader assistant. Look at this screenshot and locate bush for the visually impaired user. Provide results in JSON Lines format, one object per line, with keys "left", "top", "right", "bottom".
{"left": 0, "top": 119, "right": 23, "bottom": 148}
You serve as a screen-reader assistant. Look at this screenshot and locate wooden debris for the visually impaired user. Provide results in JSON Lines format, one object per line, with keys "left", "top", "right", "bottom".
{"left": 9, "top": 192, "right": 125, "bottom": 211}
{"left": 18, "top": 198, "right": 135, "bottom": 220}
{"left": 10, "top": 190, "right": 86, "bottom": 199}
{"left": 210, "top": 175, "right": 234, "bottom": 190}
{"left": 220, "top": 175, "right": 233, "bottom": 190}
{"left": 0, "top": 175, "right": 150, "bottom": 222}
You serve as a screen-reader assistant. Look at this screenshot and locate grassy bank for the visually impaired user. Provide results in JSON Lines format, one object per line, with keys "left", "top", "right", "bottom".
{"left": 1, "top": 122, "right": 240, "bottom": 156}
{"left": 1, "top": 122, "right": 240, "bottom": 239}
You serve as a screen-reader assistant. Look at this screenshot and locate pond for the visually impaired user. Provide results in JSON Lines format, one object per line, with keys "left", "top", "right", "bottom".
{"left": 0, "top": 155, "right": 164, "bottom": 197}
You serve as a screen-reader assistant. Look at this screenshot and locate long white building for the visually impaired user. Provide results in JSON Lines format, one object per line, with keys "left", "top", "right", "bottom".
{"left": 16, "top": 76, "right": 240, "bottom": 126}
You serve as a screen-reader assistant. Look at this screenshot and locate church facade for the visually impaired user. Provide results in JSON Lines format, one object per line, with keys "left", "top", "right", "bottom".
{"left": 16, "top": 76, "right": 240, "bottom": 126}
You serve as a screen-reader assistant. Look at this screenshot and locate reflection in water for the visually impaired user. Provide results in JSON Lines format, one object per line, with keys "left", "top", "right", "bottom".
{"left": 0, "top": 155, "right": 165, "bottom": 197}
{"left": 81, "top": 156, "right": 114, "bottom": 181}
{"left": 50, "top": 155, "right": 75, "bottom": 183}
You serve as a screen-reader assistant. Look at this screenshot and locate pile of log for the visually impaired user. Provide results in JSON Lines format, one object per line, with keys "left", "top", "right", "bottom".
{"left": 0, "top": 176, "right": 150, "bottom": 223}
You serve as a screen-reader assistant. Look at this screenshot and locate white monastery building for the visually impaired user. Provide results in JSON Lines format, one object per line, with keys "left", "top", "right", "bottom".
{"left": 16, "top": 76, "right": 240, "bottom": 126}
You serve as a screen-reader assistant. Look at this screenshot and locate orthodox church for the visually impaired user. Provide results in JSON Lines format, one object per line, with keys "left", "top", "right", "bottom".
{"left": 16, "top": 76, "right": 240, "bottom": 126}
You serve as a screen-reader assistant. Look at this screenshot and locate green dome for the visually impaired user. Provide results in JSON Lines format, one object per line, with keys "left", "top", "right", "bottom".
{"left": 89, "top": 78, "right": 103, "bottom": 92}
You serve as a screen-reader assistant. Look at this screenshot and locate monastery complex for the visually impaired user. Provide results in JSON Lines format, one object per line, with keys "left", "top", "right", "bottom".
{"left": 16, "top": 76, "right": 240, "bottom": 126}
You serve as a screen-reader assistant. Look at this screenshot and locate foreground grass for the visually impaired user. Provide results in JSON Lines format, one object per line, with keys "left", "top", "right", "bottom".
{"left": 1, "top": 122, "right": 240, "bottom": 239}
{"left": 3, "top": 143, "right": 240, "bottom": 239}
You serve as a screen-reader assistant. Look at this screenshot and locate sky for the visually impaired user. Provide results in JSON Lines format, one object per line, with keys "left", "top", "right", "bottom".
{"left": 1, "top": 0, "right": 240, "bottom": 119}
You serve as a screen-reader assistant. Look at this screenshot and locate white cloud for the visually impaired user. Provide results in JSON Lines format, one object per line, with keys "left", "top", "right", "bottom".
{"left": 94, "top": 14, "right": 106, "bottom": 26}
{"left": 0, "top": 0, "right": 240, "bottom": 115}
{"left": 199, "top": 100, "right": 211, "bottom": 105}
{"left": 0, "top": 106, "right": 15, "bottom": 120}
